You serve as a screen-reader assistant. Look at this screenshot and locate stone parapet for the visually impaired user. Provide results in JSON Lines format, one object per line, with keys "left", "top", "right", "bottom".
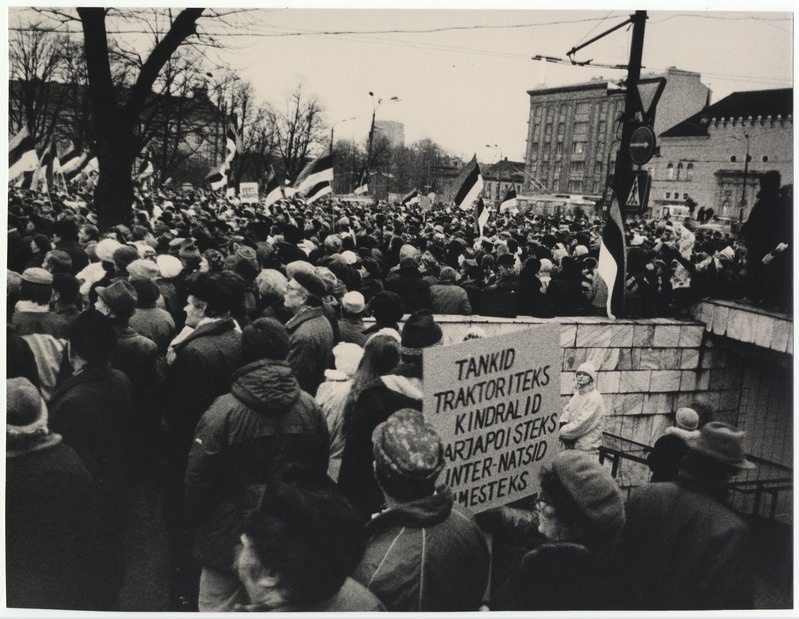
{"left": 691, "top": 299, "right": 793, "bottom": 355}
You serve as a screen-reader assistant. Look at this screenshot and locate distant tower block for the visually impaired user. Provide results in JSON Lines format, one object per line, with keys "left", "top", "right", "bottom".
{"left": 374, "top": 120, "right": 405, "bottom": 148}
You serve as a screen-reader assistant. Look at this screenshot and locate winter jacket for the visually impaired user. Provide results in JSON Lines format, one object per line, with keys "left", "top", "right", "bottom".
{"left": 353, "top": 490, "right": 489, "bottom": 612}
{"left": 285, "top": 306, "right": 334, "bottom": 397}
{"left": 12, "top": 306, "right": 71, "bottom": 339}
{"left": 186, "top": 358, "right": 329, "bottom": 572}
{"left": 164, "top": 317, "right": 242, "bottom": 456}
{"left": 130, "top": 306, "right": 176, "bottom": 355}
{"left": 314, "top": 372, "right": 353, "bottom": 481}
{"left": 385, "top": 264, "right": 432, "bottom": 313}
{"left": 338, "top": 316, "right": 368, "bottom": 347}
{"left": 430, "top": 281, "right": 472, "bottom": 315}
{"left": 615, "top": 470, "right": 753, "bottom": 609}
{"left": 646, "top": 432, "right": 690, "bottom": 482}
{"left": 338, "top": 363, "right": 424, "bottom": 520}
{"left": 560, "top": 387, "right": 605, "bottom": 452}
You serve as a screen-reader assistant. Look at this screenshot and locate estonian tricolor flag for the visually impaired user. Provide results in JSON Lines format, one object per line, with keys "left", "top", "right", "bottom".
{"left": 354, "top": 168, "right": 369, "bottom": 195}
{"left": 401, "top": 189, "right": 419, "bottom": 205}
{"left": 474, "top": 197, "right": 490, "bottom": 237}
{"left": 306, "top": 180, "right": 332, "bottom": 204}
{"left": 9, "top": 127, "right": 39, "bottom": 180}
{"left": 294, "top": 154, "right": 334, "bottom": 196}
{"left": 264, "top": 168, "right": 283, "bottom": 208}
{"left": 499, "top": 186, "right": 518, "bottom": 213}
{"left": 453, "top": 155, "right": 484, "bottom": 211}
{"left": 206, "top": 161, "right": 229, "bottom": 191}
{"left": 597, "top": 192, "right": 627, "bottom": 319}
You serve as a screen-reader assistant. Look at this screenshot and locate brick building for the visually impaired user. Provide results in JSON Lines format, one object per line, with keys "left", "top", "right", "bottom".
{"left": 482, "top": 158, "right": 525, "bottom": 208}
{"left": 650, "top": 88, "right": 793, "bottom": 221}
{"left": 522, "top": 67, "right": 709, "bottom": 205}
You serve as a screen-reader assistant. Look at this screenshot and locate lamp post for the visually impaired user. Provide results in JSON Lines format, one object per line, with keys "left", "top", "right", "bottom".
{"left": 731, "top": 133, "right": 751, "bottom": 222}
{"left": 486, "top": 144, "right": 503, "bottom": 204}
{"left": 330, "top": 116, "right": 357, "bottom": 151}
{"left": 366, "top": 92, "right": 400, "bottom": 169}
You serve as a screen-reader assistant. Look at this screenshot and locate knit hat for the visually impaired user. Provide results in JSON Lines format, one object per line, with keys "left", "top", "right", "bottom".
{"left": 332, "top": 342, "right": 364, "bottom": 377}
{"left": 286, "top": 259, "right": 316, "bottom": 280}
{"left": 21, "top": 267, "right": 52, "bottom": 285}
{"left": 179, "top": 239, "right": 201, "bottom": 262}
{"left": 7, "top": 377, "right": 49, "bottom": 437}
{"left": 236, "top": 245, "right": 259, "bottom": 273}
{"left": 675, "top": 407, "right": 700, "bottom": 431}
{"left": 550, "top": 451, "right": 625, "bottom": 537}
{"left": 292, "top": 270, "right": 327, "bottom": 299}
{"left": 575, "top": 362, "right": 597, "bottom": 383}
{"left": 573, "top": 244, "right": 589, "bottom": 257}
{"left": 341, "top": 291, "right": 366, "bottom": 314}
{"left": 96, "top": 238, "right": 123, "bottom": 263}
{"left": 130, "top": 278, "right": 160, "bottom": 307}
{"left": 401, "top": 309, "right": 443, "bottom": 357}
{"left": 341, "top": 250, "right": 359, "bottom": 265}
{"left": 685, "top": 422, "right": 755, "bottom": 469}
{"left": 127, "top": 259, "right": 160, "bottom": 281}
{"left": 97, "top": 280, "right": 138, "bottom": 318}
{"left": 372, "top": 409, "right": 444, "bottom": 481}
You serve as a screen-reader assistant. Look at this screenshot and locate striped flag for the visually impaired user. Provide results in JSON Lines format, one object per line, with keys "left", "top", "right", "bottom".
{"left": 225, "top": 116, "right": 241, "bottom": 163}
{"left": 58, "top": 142, "right": 81, "bottom": 174}
{"left": 401, "top": 189, "right": 419, "bottom": 205}
{"left": 9, "top": 126, "right": 39, "bottom": 180}
{"left": 453, "top": 155, "right": 484, "bottom": 211}
{"left": 499, "top": 186, "right": 518, "bottom": 213}
{"left": 597, "top": 192, "right": 627, "bottom": 318}
{"left": 63, "top": 152, "right": 95, "bottom": 183}
{"left": 475, "top": 197, "right": 490, "bottom": 236}
{"left": 306, "top": 180, "right": 332, "bottom": 204}
{"left": 294, "top": 154, "right": 334, "bottom": 195}
{"left": 354, "top": 168, "right": 369, "bottom": 195}
{"left": 16, "top": 170, "right": 35, "bottom": 190}
{"left": 137, "top": 149, "right": 155, "bottom": 181}
{"left": 264, "top": 168, "right": 283, "bottom": 208}
{"left": 31, "top": 139, "right": 58, "bottom": 191}
{"left": 206, "top": 161, "right": 229, "bottom": 191}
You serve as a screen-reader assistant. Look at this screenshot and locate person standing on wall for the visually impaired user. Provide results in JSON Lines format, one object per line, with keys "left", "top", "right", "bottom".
{"left": 559, "top": 362, "right": 605, "bottom": 455}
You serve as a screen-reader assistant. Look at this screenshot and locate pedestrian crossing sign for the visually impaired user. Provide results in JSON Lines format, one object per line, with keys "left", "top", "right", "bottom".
{"left": 624, "top": 171, "right": 650, "bottom": 213}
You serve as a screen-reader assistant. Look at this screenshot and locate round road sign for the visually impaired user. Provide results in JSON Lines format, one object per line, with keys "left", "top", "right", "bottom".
{"left": 629, "top": 125, "right": 656, "bottom": 165}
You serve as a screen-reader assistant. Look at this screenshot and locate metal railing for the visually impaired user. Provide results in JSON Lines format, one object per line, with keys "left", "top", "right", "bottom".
{"left": 599, "top": 432, "right": 793, "bottom": 523}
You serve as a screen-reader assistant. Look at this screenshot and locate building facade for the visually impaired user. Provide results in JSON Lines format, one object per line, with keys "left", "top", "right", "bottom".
{"left": 522, "top": 67, "right": 709, "bottom": 205}
{"left": 650, "top": 88, "right": 793, "bottom": 221}
{"left": 481, "top": 158, "right": 525, "bottom": 207}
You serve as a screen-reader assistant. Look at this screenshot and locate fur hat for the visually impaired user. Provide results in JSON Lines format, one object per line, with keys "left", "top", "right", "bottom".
{"left": 685, "top": 422, "right": 755, "bottom": 469}
{"left": 112, "top": 245, "right": 139, "bottom": 273}
{"left": 96, "top": 238, "right": 123, "bottom": 263}
{"left": 292, "top": 270, "right": 327, "bottom": 299}
{"left": 127, "top": 259, "right": 160, "bottom": 281}
{"left": 550, "top": 451, "right": 625, "bottom": 537}
{"left": 156, "top": 254, "right": 183, "bottom": 279}
{"left": 401, "top": 309, "right": 442, "bottom": 357}
{"left": 331, "top": 342, "right": 364, "bottom": 377}
{"left": 372, "top": 409, "right": 444, "bottom": 481}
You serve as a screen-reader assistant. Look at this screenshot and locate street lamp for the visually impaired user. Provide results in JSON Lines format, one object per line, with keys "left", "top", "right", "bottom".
{"left": 366, "top": 92, "right": 400, "bottom": 169}
{"left": 330, "top": 116, "right": 357, "bottom": 151}
{"left": 730, "top": 133, "right": 751, "bottom": 222}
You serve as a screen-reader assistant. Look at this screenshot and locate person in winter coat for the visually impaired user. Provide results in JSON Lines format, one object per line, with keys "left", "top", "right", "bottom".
{"left": 283, "top": 270, "right": 335, "bottom": 396}
{"left": 6, "top": 377, "right": 101, "bottom": 610}
{"left": 186, "top": 318, "right": 330, "bottom": 611}
{"left": 616, "top": 422, "right": 755, "bottom": 610}
{"left": 385, "top": 256, "right": 432, "bottom": 313}
{"left": 315, "top": 341, "right": 364, "bottom": 481}
{"left": 646, "top": 406, "right": 700, "bottom": 482}
{"left": 338, "top": 310, "right": 442, "bottom": 520}
{"left": 500, "top": 451, "right": 627, "bottom": 610}
{"left": 353, "top": 409, "right": 489, "bottom": 611}
{"left": 234, "top": 464, "right": 383, "bottom": 612}
{"left": 559, "top": 362, "right": 605, "bottom": 454}
{"left": 48, "top": 309, "right": 135, "bottom": 610}
{"left": 429, "top": 266, "right": 472, "bottom": 315}
{"left": 337, "top": 291, "right": 368, "bottom": 346}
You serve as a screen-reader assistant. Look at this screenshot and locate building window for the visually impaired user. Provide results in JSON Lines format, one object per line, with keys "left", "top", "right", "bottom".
{"left": 555, "top": 142, "right": 563, "bottom": 158}
{"left": 683, "top": 193, "right": 689, "bottom": 200}
{"left": 533, "top": 123, "right": 541, "bottom": 137}
{"left": 594, "top": 161, "right": 603, "bottom": 175}
{"left": 666, "top": 192, "right": 671, "bottom": 199}
{"left": 541, "top": 162, "right": 549, "bottom": 178}
{"left": 557, "top": 122, "right": 565, "bottom": 137}
{"left": 559, "top": 103, "right": 568, "bottom": 118}
{"left": 573, "top": 121, "right": 589, "bottom": 135}
{"left": 575, "top": 102, "right": 590, "bottom": 114}
{"left": 667, "top": 163, "right": 674, "bottom": 180}
{"left": 568, "top": 180, "right": 583, "bottom": 192}
{"left": 598, "top": 120, "right": 607, "bottom": 136}
{"left": 554, "top": 161, "right": 562, "bottom": 177}
{"left": 534, "top": 106, "right": 542, "bottom": 119}
{"left": 543, "top": 143, "right": 551, "bottom": 159}
{"left": 530, "top": 143, "right": 539, "bottom": 160}
{"left": 676, "top": 162, "right": 684, "bottom": 180}
{"left": 592, "top": 180, "right": 601, "bottom": 193}
{"left": 530, "top": 162, "right": 537, "bottom": 176}
{"left": 547, "top": 106, "right": 554, "bottom": 120}
{"left": 545, "top": 123, "right": 553, "bottom": 138}
{"left": 572, "top": 141, "right": 586, "bottom": 154}
{"left": 686, "top": 163, "right": 694, "bottom": 181}
{"left": 570, "top": 161, "right": 585, "bottom": 175}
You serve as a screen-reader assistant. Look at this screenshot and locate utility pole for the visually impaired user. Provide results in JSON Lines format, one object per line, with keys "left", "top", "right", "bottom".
{"left": 610, "top": 10, "right": 647, "bottom": 223}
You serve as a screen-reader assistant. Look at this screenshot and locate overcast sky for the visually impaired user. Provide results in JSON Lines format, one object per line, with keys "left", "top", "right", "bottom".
{"left": 208, "top": 6, "right": 793, "bottom": 162}
{"left": 6, "top": 4, "right": 794, "bottom": 164}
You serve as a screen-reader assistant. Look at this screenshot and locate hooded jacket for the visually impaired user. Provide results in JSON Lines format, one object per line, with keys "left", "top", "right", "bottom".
{"left": 337, "top": 362, "right": 424, "bottom": 520}
{"left": 353, "top": 490, "right": 489, "bottom": 612}
{"left": 186, "top": 358, "right": 330, "bottom": 572}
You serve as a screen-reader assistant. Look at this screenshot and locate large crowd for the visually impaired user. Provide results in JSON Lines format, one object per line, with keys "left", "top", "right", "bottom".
{"left": 5, "top": 170, "right": 789, "bottom": 612}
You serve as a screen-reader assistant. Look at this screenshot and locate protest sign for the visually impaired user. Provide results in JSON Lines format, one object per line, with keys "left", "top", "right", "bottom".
{"left": 423, "top": 324, "right": 561, "bottom": 512}
{"left": 239, "top": 182, "right": 259, "bottom": 204}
